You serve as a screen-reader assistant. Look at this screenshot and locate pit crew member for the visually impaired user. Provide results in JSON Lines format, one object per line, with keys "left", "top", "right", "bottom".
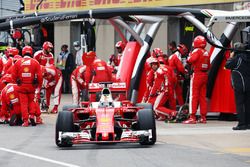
{"left": 12, "top": 46, "right": 43, "bottom": 127}
{"left": 168, "top": 44, "right": 188, "bottom": 106}
{"left": 34, "top": 41, "right": 54, "bottom": 66}
{"left": 183, "top": 36, "right": 210, "bottom": 124}
{"left": 109, "top": 41, "right": 126, "bottom": 68}
{"left": 42, "top": 65, "right": 63, "bottom": 114}
{"left": 149, "top": 58, "right": 177, "bottom": 121}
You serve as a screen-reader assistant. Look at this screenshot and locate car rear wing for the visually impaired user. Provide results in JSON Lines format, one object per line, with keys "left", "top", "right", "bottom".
{"left": 88, "top": 82, "right": 127, "bottom": 94}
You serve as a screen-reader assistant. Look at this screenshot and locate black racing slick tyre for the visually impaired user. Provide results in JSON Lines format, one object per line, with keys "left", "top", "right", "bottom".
{"left": 135, "top": 103, "right": 153, "bottom": 110}
{"left": 137, "top": 109, "right": 156, "bottom": 145}
{"left": 55, "top": 111, "right": 74, "bottom": 147}
{"left": 62, "top": 104, "right": 79, "bottom": 111}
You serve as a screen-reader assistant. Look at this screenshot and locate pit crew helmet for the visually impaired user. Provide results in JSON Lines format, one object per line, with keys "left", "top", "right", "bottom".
{"left": 1, "top": 74, "right": 13, "bottom": 84}
{"left": 22, "top": 46, "right": 33, "bottom": 57}
{"left": 115, "top": 41, "right": 126, "bottom": 52}
{"left": 13, "top": 55, "right": 22, "bottom": 63}
{"left": 177, "top": 44, "right": 188, "bottom": 56}
{"left": 7, "top": 47, "right": 19, "bottom": 57}
{"left": 152, "top": 48, "right": 164, "bottom": 58}
{"left": 82, "top": 51, "right": 96, "bottom": 66}
{"left": 43, "top": 41, "right": 53, "bottom": 52}
{"left": 193, "top": 35, "right": 207, "bottom": 49}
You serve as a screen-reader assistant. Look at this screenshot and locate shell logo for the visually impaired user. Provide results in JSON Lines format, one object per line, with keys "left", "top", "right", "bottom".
{"left": 9, "top": 94, "right": 15, "bottom": 99}
{"left": 24, "top": 67, "right": 29, "bottom": 72}
{"left": 100, "top": 117, "right": 110, "bottom": 123}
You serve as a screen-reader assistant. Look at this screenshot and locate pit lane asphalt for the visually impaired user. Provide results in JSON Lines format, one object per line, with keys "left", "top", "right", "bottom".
{"left": 0, "top": 94, "right": 250, "bottom": 167}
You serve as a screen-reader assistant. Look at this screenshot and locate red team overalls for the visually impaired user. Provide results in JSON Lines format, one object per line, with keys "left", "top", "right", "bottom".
{"left": 12, "top": 54, "right": 43, "bottom": 126}
{"left": 183, "top": 36, "right": 210, "bottom": 124}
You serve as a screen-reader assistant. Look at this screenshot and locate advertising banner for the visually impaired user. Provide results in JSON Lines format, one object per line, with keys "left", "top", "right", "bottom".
{"left": 24, "top": 0, "right": 242, "bottom": 13}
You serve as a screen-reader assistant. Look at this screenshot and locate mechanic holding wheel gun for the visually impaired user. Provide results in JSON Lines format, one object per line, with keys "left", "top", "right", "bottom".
{"left": 148, "top": 57, "right": 177, "bottom": 121}
{"left": 168, "top": 44, "right": 189, "bottom": 107}
{"left": 142, "top": 48, "right": 164, "bottom": 103}
{"left": 12, "top": 46, "right": 43, "bottom": 127}
{"left": 183, "top": 35, "right": 210, "bottom": 124}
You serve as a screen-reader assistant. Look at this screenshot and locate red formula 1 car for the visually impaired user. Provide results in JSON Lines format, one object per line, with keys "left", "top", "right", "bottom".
{"left": 55, "top": 82, "right": 156, "bottom": 147}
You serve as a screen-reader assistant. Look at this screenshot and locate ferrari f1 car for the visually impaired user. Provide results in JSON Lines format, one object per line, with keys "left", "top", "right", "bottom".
{"left": 55, "top": 82, "right": 156, "bottom": 147}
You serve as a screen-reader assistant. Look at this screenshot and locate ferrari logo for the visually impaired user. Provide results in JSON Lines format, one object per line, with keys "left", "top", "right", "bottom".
{"left": 9, "top": 94, "right": 15, "bottom": 99}
{"left": 23, "top": 67, "right": 29, "bottom": 72}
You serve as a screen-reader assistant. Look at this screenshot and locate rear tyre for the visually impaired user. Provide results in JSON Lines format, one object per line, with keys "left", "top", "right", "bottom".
{"left": 55, "top": 111, "right": 74, "bottom": 147}
{"left": 137, "top": 109, "right": 156, "bottom": 145}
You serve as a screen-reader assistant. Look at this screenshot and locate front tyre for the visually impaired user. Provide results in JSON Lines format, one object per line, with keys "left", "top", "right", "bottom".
{"left": 55, "top": 111, "right": 74, "bottom": 147}
{"left": 137, "top": 109, "right": 156, "bottom": 145}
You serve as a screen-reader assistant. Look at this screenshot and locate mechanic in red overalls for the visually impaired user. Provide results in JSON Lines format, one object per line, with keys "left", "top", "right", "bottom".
{"left": 4, "top": 55, "right": 23, "bottom": 75}
{"left": 34, "top": 41, "right": 54, "bottom": 66}
{"left": 183, "top": 36, "right": 210, "bottom": 124}
{"left": 142, "top": 48, "right": 164, "bottom": 103}
{"left": 0, "top": 56, "right": 3, "bottom": 78}
{"left": 168, "top": 44, "right": 188, "bottom": 107}
{"left": 148, "top": 58, "right": 177, "bottom": 121}
{"left": 71, "top": 51, "right": 95, "bottom": 105}
{"left": 109, "top": 41, "right": 126, "bottom": 67}
{"left": 1, "top": 81, "right": 21, "bottom": 125}
{"left": 2, "top": 47, "right": 19, "bottom": 76}
{"left": 90, "top": 57, "right": 112, "bottom": 101}
{"left": 0, "top": 74, "right": 14, "bottom": 123}
{"left": 12, "top": 46, "right": 43, "bottom": 127}
{"left": 146, "top": 57, "right": 160, "bottom": 106}
{"left": 157, "top": 57, "right": 177, "bottom": 110}
{"left": 42, "top": 65, "right": 63, "bottom": 114}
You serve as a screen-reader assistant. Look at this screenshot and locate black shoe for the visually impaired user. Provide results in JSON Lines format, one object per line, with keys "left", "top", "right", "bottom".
{"left": 29, "top": 116, "right": 36, "bottom": 126}
{"left": 9, "top": 114, "right": 17, "bottom": 126}
{"left": 232, "top": 125, "right": 247, "bottom": 130}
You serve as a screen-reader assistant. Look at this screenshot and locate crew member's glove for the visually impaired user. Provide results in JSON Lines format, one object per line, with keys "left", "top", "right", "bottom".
{"left": 82, "top": 82, "right": 87, "bottom": 88}
{"left": 92, "top": 70, "right": 96, "bottom": 76}
{"left": 34, "top": 91, "right": 41, "bottom": 103}
{"left": 16, "top": 78, "right": 21, "bottom": 85}
{"left": 149, "top": 93, "right": 158, "bottom": 97}
{"left": 32, "top": 77, "right": 38, "bottom": 86}
{"left": 8, "top": 102, "right": 13, "bottom": 110}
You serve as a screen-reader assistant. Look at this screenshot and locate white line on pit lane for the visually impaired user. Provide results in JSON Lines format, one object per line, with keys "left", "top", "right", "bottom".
{"left": 0, "top": 147, "right": 80, "bottom": 167}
